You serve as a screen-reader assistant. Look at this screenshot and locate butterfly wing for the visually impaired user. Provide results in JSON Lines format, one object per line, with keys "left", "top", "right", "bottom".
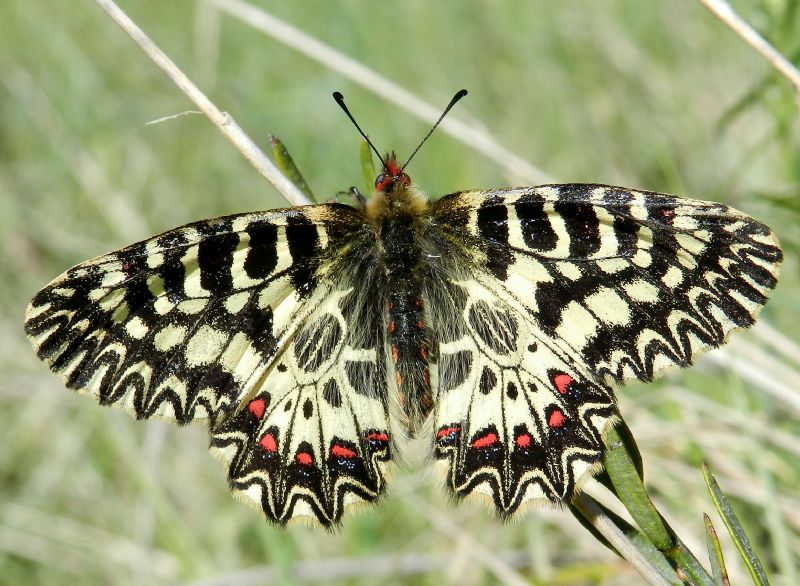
{"left": 425, "top": 184, "right": 781, "bottom": 514}
{"left": 432, "top": 184, "right": 782, "bottom": 384}
{"left": 210, "top": 283, "right": 392, "bottom": 526}
{"left": 427, "top": 276, "right": 616, "bottom": 513}
{"left": 25, "top": 204, "right": 392, "bottom": 525}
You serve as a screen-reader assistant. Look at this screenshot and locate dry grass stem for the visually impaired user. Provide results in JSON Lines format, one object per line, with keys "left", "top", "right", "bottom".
{"left": 571, "top": 494, "right": 672, "bottom": 586}
{"left": 93, "top": 0, "right": 310, "bottom": 206}
{"left": 203, "top": 0, "right": 555, "bottom": 185}
{"left": 697, "top": 0, "right": 800, "bottom": 96}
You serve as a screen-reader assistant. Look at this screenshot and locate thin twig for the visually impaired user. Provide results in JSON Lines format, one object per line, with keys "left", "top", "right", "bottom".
{"left": 697, "top": 0, "right": 800, "bottom": 96}
{"left": 571, "top": 494, "right": 672, "bottom": 586}
{"left": 202, "top": 0, "right": 555, "bottom": 185}
{"left": 93, "top": 0, "right": 310, "bottom": 206}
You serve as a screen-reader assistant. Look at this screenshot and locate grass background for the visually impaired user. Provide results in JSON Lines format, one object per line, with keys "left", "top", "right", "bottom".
{"left": 1, "top": 1, "right": 799, "bottom": 584}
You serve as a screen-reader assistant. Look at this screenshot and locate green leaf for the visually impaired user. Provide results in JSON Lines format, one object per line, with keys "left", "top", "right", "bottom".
{"left": 602, "top": 424, "right": 715, "bottom": 585}
{"left": 568, "top": 499, "right": 626, "bottom": 556}
{"left": 360, "top": 139, "right": 376, "bottom": 194}
{"left": 703, "top": 462, "right": 770, "bottom": 586}
{"left": 672, "top": 542, "right": 716, "bottom": 586}
{"left": 627, "top": 532, "right": 685, "bottom": 586}
{"left": 603, "top": 423, "right": 672, "bottom": 550}
{"left": 704, "top": 513, "right": 729, "bottom": 586}
{"left": 269, "top": 135, "right": 315, "bottom": 201}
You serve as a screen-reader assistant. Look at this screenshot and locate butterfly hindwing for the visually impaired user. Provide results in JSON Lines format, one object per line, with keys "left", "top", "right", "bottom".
{"left": 210, "top": 285, "right": 392, "bottom": 525}
{"left": 428, "top": 277, "right": 615, "bottom": 514}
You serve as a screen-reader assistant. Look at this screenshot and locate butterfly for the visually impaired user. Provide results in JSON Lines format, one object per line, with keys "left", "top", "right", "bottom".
{"left": 24, "top": 90, "right": 782, "bottom": 527}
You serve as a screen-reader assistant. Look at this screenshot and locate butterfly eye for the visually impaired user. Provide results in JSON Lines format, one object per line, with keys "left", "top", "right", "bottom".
{"left": 374, "top": 173, "right": 387, "bottom": 189}
{"left": 399, "top": 173, "right": 411, "bottom": 186}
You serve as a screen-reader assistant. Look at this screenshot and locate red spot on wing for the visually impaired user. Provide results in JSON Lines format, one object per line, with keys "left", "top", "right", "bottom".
{"left": 248, "top": 399, "right": 266, "bottom": 419}
{"left": 331, "top": 444, "right": 357, "bottom": 459}
{"left": 548, "top": 409, "right": 566, "bottom": 428}
{"left": 516, "top": 433, "right": 532, "bottom": 448}
{"left": 472, "top": 432, "right": 498, "bottom": 449}
{"left": 553, "top": 373, "right": 574, "bottom": 395}
{"left": 366, "top": 432, "right": 389, "bottom": 442}
{"left": 296, "top": 452, "right": 313, "bottom": 466}
{"left": 437, "top": 426, "right": 460, "bottom": 439}
{"left": 259, "top": 433, "right": 277, "bottom": 452}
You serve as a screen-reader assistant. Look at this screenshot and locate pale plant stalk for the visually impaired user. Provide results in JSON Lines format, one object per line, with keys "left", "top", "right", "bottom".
{"left": 572, "top": 494, "right": 673, "bottom": 586}
{"left": 93, "top": 0, "right": 310, "bottom": 207}
{"left": 202, "top": 0, "right": 555, "bottom": 185}
{"left": 697, "top": 0, "right": 800, "bottom": 97}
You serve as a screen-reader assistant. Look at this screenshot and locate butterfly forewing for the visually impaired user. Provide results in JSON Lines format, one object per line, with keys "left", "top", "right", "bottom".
{"left": 431, "top": 184, "right": 781, "bottom": 384}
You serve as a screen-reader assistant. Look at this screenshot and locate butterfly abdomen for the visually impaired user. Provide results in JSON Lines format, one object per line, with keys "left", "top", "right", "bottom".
{"left": 379, "top": 213, "right": 432, "bottom": 431}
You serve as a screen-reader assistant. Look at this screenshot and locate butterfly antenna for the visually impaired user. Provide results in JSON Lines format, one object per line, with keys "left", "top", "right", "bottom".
{"left": 333, "top": 92, "right": 387, "bottom": 169}
{"left": 401, "top": 89, "right": 468, "bottom": 171}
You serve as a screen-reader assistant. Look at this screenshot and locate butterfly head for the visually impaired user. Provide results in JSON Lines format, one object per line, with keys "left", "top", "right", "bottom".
{"left": 333, "top": 89, "right": 468, "bottom": 209}
{"left": 375, "top": 153, "right": 412, "bottom": 194}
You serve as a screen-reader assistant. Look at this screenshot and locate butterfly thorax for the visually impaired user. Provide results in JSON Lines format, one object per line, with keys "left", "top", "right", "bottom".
{"left": 366, "top": 157, "right": 433, "bottom": 432}
{"left": 365, "top": 155, "right": 429, "bottom": 221}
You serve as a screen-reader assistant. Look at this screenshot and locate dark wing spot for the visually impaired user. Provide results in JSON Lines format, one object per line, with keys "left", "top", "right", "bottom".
{"left": 345, "top": 361, "right": 379, "bottom": 397}
{"left": 506, "top": 381, "right": 518, "bottom": 399}
{"left": 515, "top": 198, "right": 558, "bottom": 252}
{"left": 322, "top": 378, "right": 342, "bottom": 408}
{"left": 438, "top": 350, "right": 473, "bottom": 392}
{"left": 479, "top": 367, "right": 497, "bottom": 395}
{"left": 554, "top": 201, "right": 601, "bottom": 257}
{"left": 285, "top": 214, "right": 320, "bottom": 297}
{"left": 244, "top": 220, "right": 279, "bottom": 279}
{"left": 198, "top": 232, "right": 239, "bottom": 292}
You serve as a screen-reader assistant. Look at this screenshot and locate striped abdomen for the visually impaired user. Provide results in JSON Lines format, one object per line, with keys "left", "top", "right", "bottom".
{"left": 379, "top": 214, "right": 432, "bottom": 432}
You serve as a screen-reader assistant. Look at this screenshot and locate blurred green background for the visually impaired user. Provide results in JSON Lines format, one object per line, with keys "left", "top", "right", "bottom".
{"left": 1, "top": 1, "right": 798, "bottom": 584}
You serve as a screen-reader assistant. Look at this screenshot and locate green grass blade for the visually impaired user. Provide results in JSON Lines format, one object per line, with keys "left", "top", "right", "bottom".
{"left": 704, "top": 513, "right": 729, "bottom": 586}
{"left": 702, "top": 463, "right": 771, "bottom": 586}
{"left": 269, "top": 135, "right": 315, "bottom": 201}
{"left": 604, "top": 423, "right": 715, "bottom": 585}
{"left": 360, "top": 139, "right": 376, "bottom": 194}
{"left": 604, "top": 423, "right": 672, "bottom": 550}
